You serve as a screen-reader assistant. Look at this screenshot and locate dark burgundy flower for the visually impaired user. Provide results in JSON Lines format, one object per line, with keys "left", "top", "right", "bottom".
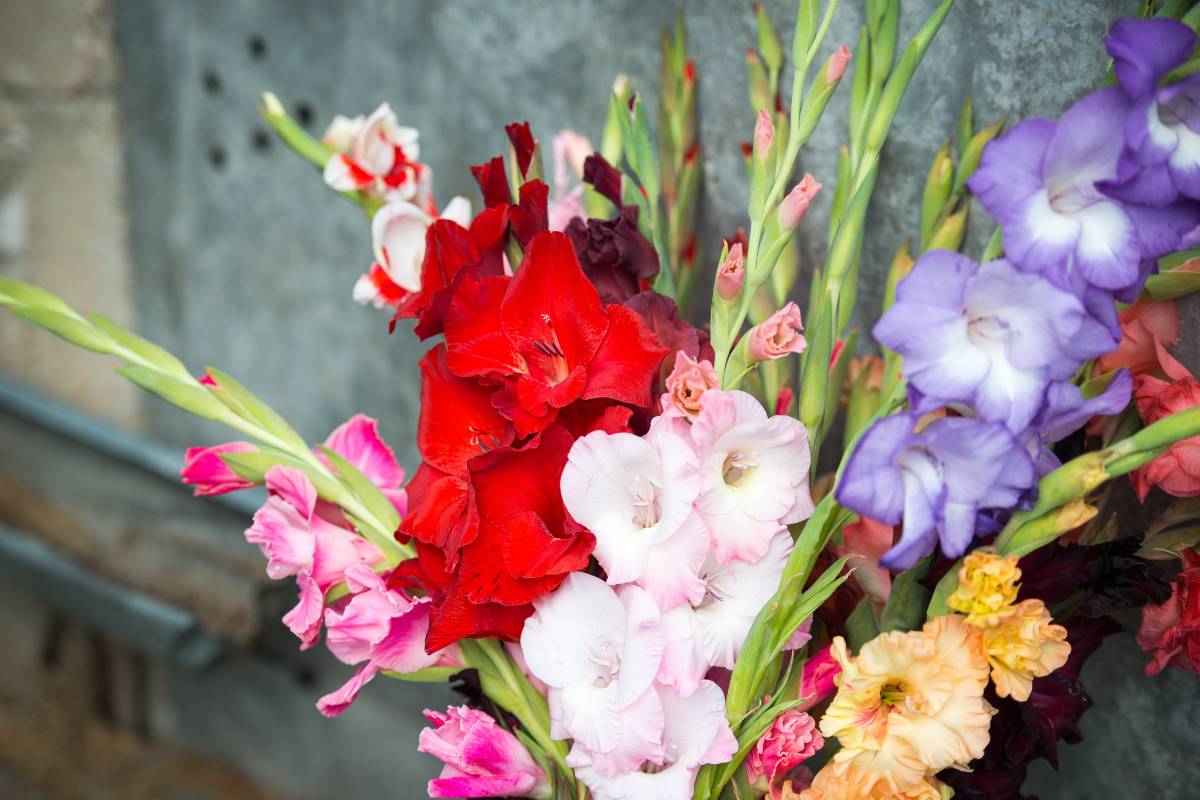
{"left": 1137, "top": 548, "right": 1200, "bottom": 676}
{"left": 582, "top": 153, "right": 622, "bottom": 206}
{"left": 505, "top": 121, "right": 537, "bottom": 176}
{"left": 471, "top": 156, "right": 513, "bottom": 208}
{"left": 565, "top": 206, "right": 659, "bottom": 303}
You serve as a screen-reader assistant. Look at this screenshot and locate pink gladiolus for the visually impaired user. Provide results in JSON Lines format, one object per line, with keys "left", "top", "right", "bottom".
{"left": 245, "top": 466, "right": 383, "bottom": 648}
{"left": 662, "top": 351, "right": 720, "bottom": 420}
{"left": 322, "top": 413, "right": 408, "bottom": 516}
{"left": 692, "top": 390, "right": 814, "bottom": 564}
{"left": 746, "top": 710, "right": 823, "bottom": 787}
{"left": 778, "top": 174, "right": 822, "bottom": 231}
{"left": 836, "top": 515, "right": 895, "bottom": 604}
{"left": 419, "top": 706, "right": 552, "bottom": 799}
{"left": 180, "top": 441, "right": 257, "bottom": 496}
{"left": 317, "top": 564, "right": 463, "bottom": 717}
{"left": 754, "top": 109, "right": 774, "bottom": 162}
{"left": 748, "top": 302, "right": 808, "bottom": 363}
{"left": 796, "top": 644, "right": 841, "bottom": 712}
{"left": 717, "top": 242, "right": 746, "bottom": 300}
{"left": 825, "top": 44, "right": 852, "bottom": 86}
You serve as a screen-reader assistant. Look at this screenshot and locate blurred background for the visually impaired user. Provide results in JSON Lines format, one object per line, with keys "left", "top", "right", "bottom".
{"left": 1, "top": 0, "right": 1198, "bottom": 798}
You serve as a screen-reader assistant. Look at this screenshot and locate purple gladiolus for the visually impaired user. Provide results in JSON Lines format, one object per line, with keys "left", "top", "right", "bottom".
{"left": 1023, "top": 370, "right": 1133, "bottom": 476}
{"left": 969, "top": 85, "right": 1200, "bottom": 296}
{"left": 836, "top": 413, "right": 1035, "bottom": 570}
{"left": 874, "top": 250, "right": 1113, "bottom": 432}
{"left": 1101, "top": 18, "right": 1200, "bottom": 207}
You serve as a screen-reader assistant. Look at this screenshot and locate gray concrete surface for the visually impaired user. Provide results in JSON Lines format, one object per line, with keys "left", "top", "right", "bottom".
{"left": 0, "top": 0, "right": 1183, "bottom": 796}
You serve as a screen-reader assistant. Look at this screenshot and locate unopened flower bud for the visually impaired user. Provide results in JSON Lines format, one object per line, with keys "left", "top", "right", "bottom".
{"left": 753, "top": 109, "right": 774, "bottom": 162}
{"left": 825, "top": 44, "right": 852, "bottom": 87}
{"left": 717, "top": 242, "right": 745, "bottom": 300}
{"left": 779, "top": 174, "right": 823, "bottom": 230}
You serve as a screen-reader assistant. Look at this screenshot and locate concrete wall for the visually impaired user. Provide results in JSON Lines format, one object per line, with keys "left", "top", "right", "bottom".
{"left": 4, "top": 0, "right": 1200, "bottom": 798}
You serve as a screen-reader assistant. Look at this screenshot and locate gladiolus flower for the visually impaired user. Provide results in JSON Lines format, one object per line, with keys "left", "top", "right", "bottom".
{"left": 717, "top": 242, "right": 746, "bottom": 300}
{"left": 316, "top": 564, "right": 463, "bottom": 717}
{"left": 799, "top": 767, "right": 951, "bottom": 800}
{"left": 819, "top": 615, "right": 994, "bottom": 793}
{"left": 691, "top": 390, "right": 814, "bottom": 564}
{"left": 825, "top": 44, "right": 853, "bottom": 86}
{"left": 976, "top": 598, "right": 1071, "bottom": 702}
{"left": 662, "top": 351, "right": 720, "bottom": 419}
{"left": 836, "top": 515, "right": 894, "bottom": 605}
{"left": 779, "top": 174, "right": 822, "bottom": 231}
{"left": 1095, "top": 297, "right": 1179, "bottom": 377}
{"left": 521, "top": 573, "right": 666, "bottom": 766}
{"left": 754, "top": 109, "right": 774, "bottom": 162}
{"left": 947, "top": 548, "right": 1022, "bottom": 622}
{"left": 560, "top": 417, "right": 709, "bottom": 609}
{"left": 748, "top": 301, "right": 808, "bottom": 362}
{"left": 180, "top": 441, "right": 257, "bottom": 496}
{"left": 419, "top": 706, "right": 552, "bottom": 799}
{"left": 748, "top": 710, "right": 823, "bottom": 788}
{"left": 1137, "top": 548, "right": 1200, "bottom": 676}
{"left": 322, "top": 102, "right": 430, "bottom": 206}
{"left": 1130, "top": 341, "right": 1200, "bottom": 499}
{"left": 570, "top": 681, "right": 736, "bottom": 800}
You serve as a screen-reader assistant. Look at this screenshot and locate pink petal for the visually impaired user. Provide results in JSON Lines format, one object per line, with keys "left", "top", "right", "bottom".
{"left": 283, "top": 573, "right": 325, "bottom": 649}
{"left": 323, "top": 414, "right": 405, "bottom": 490}
{"left": 265, "top": 465, "right": 317, "bottom": 518}
{"left": 244, "top": 496, "right": 315, "bottom": 580}
{"left": 179, "top": 441, "right": 257, "bottom": 496}
{"left": 316, "top": 662, "right": 379, "bottom": 717}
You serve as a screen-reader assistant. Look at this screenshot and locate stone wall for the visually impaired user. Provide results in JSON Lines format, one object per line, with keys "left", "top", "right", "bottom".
{"left": 3, "top": 1, "right": 1200, "bottom": 798}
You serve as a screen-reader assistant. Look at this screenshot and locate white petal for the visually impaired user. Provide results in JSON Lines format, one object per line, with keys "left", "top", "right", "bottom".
{"left": 370, "top": 201, "right": 431, "bottom": 292}
{"left": 559, "top": 682, "right": 623, "bottom": 754}
{"left": 440, "top": 195, "right": 473, "bottom": 227}
{"left": 615, "top": 585, "right": 664, "bottom": 708}
{"left": 521, "top": 573, "right": 624, "bottom": 689}
{"left": 696, "top": 531, "right": 791, "bottom": 668}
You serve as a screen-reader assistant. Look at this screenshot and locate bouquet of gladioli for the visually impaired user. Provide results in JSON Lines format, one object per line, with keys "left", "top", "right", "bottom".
{"left": 7, "top": 2, "right": 1200, "bottom": 798}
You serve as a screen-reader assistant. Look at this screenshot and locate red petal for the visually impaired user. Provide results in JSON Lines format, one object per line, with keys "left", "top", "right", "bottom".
{"left": 505, "top": 122, "right": 537, "bottom": 176}
{"left": 425, "top": 584, "right": 532, "bottom": 651}
{"left": 471, "top": 156, "right": 513, "bottom": 207}
{"left": 397, "top": 463, "right": 472, "bottom": 550}
{"left": 502, "top": 231, "right": 609, "bottom": 380}
{"left": 582, "top": 304, "right": 670, "bottom": 408}
{"left": 511, "top": 180, "right": 549, "bottom": 247}
{"left": 416, "top": 345, "right": 515, "bottom": 476}
{"left": 445, "top": 275, "right": 524, "bottom": 378}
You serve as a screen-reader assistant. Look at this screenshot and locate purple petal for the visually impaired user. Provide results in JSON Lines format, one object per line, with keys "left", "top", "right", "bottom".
{"left": 968, "top": 117, "right": 1056, "bottom": 221}
{"left": 1125, "top": 199, "right": 1200, "bottom": 258}
{"left": 1071, "top": 200, "right": 1142, "bottom": 290}
{"left": 835, "top": 414, "right": 916, "bottom": 525}
{"left": 1003, "top": 189, "right": 1080, "bottom": 274}
{"left": 1044, "top": 88, "right": 1128, "bottom": 190}
{"left": 1106, "top": 18, "right": 1195, "bottom": 98}
{"left": 1036, "top": 371, "right": 1133, "bottom": 444}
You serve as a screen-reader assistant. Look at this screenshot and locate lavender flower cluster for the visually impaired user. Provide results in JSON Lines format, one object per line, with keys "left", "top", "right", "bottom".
{"left": 838, "top": 18, "right": 1200, "bottom": 570}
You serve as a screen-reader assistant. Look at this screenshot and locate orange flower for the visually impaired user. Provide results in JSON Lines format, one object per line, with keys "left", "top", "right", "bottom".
{"left": 947, "top": 549, "right": 1021, "bottom": 622}
{"left": 978, "top": 599, "right": 1071, "bottom": 701}
{"left": 1130, "top": 341, "right": 1200, "bottom": 501}
{"left": 1096, "top": 297, "right": 1179, "bottom": 377}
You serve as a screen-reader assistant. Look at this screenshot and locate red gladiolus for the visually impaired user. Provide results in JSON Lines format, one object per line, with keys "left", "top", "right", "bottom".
{"left": 1137, "top": 549, "right": 1200, "bottom": 677}
{"left": 1096, "top": 297, "right": 1179, "bottom": 377}
{"left": 1130, "top": 341, "right": 1200, "bottom": 500}
{"left": 444, "top": 231, "right": 668, "bottom": 437}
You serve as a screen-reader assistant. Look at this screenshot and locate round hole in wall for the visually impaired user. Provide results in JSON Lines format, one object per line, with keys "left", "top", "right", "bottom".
{"left": 202, "top": 69, "right": 221, "bottom": 94}
{"left": 295, "top": 101, "right": 314, "bottom": 129}
{"left": 208, "top": 145, "right": 227, "bottom": 170}
{"left": 248, "top": 34, "right": 267, "bottom": 60}
{"left": 252, "top": 128, "right": 271, "bottom": 152}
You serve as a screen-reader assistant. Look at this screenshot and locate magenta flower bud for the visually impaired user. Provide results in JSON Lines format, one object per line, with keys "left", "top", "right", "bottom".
{"left": 753, "top": 109, "right": 774, "bottom": 162}
{"left": 180, "top": 441, "right": 258, "bottom": 496}
{"left": 796, "top": 644, "right": 841, "bottom": 712}
{"left": 419, "top": 706, "right": 552, "bottom": 799}
{"left": 778, "top": 173, "right": 823, "bottom": 231}
{"left": 716, "top": 242, "right": 746, "bottom": 300}
{"left": 747, "top": 301, "right": 807, "bottom": 362}
{"left": 746, "top": 710, "right": 824, "bottom": 787}
{"left": 825, "top": 43, "right": 852, "bottom": 86}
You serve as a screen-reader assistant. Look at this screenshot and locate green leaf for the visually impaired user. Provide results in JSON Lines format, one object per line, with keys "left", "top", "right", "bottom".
{"left": 0, "top": 276, "right": 78, "bottom": 316}
{"left": 220, "top": 450, "right": 345, "bottom": 501}
{"left": 981, "top": 225, "right": 1004, "bottom": 261}
{"left": 755, "top": 2, "right": 783, "bottom": 77}
{"left": 926, "top": 561, "right": 960, "bottom": 620}
{"left": 845, "top": 597, "right": 881, "bottom": 650}
{"left": 879, "top": 555, "right": 932, "bottom": 632}
{"left": 954, "top": 117, "right": 1005, "bottom": 197}
{"left": 205, "top": 367, "right": 309, "bottom": 452}
{"left": 1145, "top": 257, "right": 1200, "bottom": 299}
{"left": 87, "top": 312, "right": 192, "bottom": 380}
{"left": 9, "top": 306, "right": 113, "bottom": 354}
{"left": 920, "top": 141, "right": 954, "bottom": 247}
{"left": 382, "top": 666, "right": 462, "bottom": 683}
{"left": 957, "top": 96, "right": 974, "bottom": 158}
{"left": 117, "top": 365, "right": 229, "bottom": 421}
{"left": 318, "top": 444, "right": 402, "bottom": 534}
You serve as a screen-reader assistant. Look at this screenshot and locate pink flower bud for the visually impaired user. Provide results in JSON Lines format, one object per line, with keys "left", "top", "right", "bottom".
{"left": 662, "top": 351, "right": 720, "bottom": 419}
{"left": 753, "top": 109, "right": 774, "bottom": 162}
{"left": 748, "top": 302, "right": 807, "bottom": 362}
{"left": 717, "top": 242, "right": 746, "bottom": 300}
{"left": 180, "top": 441, "right": 258, "bottom": 496}
{"left": 746, "top": 710, "right": 824, "bottom": 787}
{"left": 825, "top": 44, "right": 852, "bottom": 86}
{"left": 779, "top": 174, "right": 822, "bottom": 231}
{"left": 796, "top": 644, "right": 841, "bottom": 712}
{"left": 419, "top": 706, "right": 552, "bottom": 799}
